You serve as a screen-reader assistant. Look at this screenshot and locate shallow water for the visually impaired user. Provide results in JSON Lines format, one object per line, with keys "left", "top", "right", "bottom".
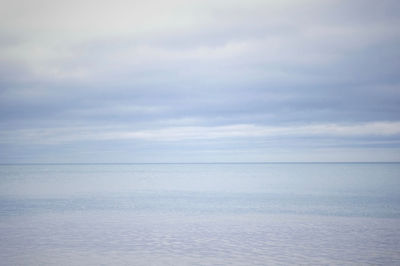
{"left": 0, "top": 163, "right": 399, "bottom": 265}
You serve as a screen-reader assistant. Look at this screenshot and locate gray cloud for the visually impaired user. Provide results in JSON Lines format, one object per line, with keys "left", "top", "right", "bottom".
{"left": 0, "top": 0, "right": 399, "bottom": 162}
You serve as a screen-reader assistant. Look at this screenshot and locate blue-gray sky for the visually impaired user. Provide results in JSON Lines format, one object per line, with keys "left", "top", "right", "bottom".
{"left": 1, "top": 0, "right": 400, "bottom": 162}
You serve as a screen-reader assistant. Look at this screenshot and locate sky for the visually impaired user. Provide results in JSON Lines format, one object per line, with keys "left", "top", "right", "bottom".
{"left": 0, "top": 0, "right": 400, "bottom": 163}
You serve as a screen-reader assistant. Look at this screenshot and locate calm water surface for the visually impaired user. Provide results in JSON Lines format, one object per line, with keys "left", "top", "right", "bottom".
{"left": 0, "top": 163, "right": 399, "bottom": 265}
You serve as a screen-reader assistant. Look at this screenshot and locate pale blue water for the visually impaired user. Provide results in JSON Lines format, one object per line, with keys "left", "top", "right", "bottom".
{"left": 0, "top": 163, "right": 399, "bottom": 265}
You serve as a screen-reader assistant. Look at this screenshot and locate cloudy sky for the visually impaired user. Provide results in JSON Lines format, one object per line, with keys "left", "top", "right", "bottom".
{"left": 0, "top": 0, "right": 400, "bottom": 163}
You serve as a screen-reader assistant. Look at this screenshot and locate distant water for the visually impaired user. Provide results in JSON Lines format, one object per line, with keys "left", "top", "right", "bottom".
{"left": 0, "top": 163, "right": 399, "bottom": 265}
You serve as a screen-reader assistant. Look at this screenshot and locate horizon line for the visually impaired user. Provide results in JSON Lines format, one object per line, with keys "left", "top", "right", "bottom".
{"left": 1, "top": 161, "right": 400, "bottom": 165}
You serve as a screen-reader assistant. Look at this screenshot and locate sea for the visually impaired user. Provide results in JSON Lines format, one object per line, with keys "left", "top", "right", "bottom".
{"left": 0, "top": 163, "right": 399, "bottom": 265}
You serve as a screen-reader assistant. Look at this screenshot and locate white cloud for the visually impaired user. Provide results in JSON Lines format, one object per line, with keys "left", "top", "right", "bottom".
{"left": 2, "top": 121, "right": 400, "bottom": 144}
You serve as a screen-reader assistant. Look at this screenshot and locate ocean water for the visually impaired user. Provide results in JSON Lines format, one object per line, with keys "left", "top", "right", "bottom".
{"left": 0, "top": 163, "right": 399, "bottom": 265}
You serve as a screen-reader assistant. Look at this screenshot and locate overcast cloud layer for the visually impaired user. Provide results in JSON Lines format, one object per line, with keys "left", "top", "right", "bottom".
{"left": 1, "top": 0, "right": 400, "bottom": 162}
